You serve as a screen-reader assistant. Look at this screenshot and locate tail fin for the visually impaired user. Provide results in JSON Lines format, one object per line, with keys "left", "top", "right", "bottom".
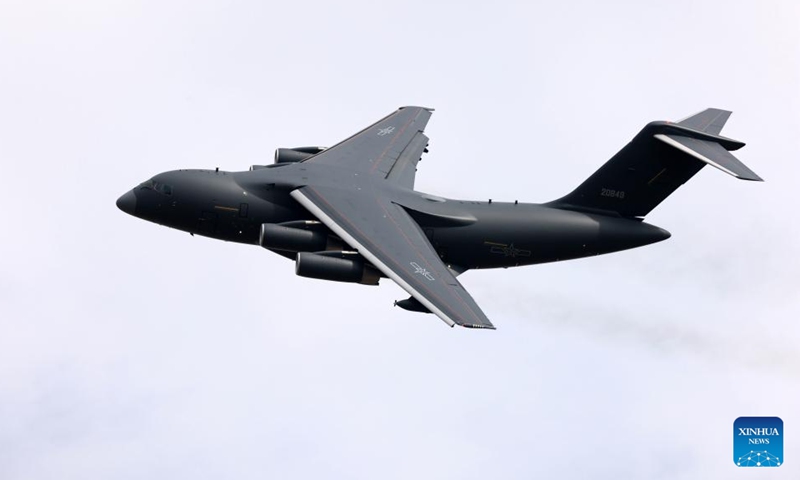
{"left": 548, "top": 109, "right": 762, "bottom": 218}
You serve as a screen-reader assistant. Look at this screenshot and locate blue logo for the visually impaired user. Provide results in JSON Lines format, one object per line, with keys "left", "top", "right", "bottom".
{"left": 734, "top": 417, "right": 783, "bottom": 467}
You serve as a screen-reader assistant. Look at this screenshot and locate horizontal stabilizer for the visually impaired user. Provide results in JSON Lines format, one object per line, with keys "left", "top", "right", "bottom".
{"left": 654, "top": 134, "right": 763, "bottom": 181}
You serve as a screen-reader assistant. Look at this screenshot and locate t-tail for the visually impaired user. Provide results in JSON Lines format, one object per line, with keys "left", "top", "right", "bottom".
{"left": 548, "top": 108, "right": 762, "bottom": 218}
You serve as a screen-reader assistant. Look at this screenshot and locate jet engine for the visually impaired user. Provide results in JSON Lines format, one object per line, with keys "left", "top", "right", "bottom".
{"left": 295, "top": 252, "right": 380, "bottom": 285}
{"left": 259, "top": 222, "right": 342, "bottom": 252}
{"left": 274, "top": 146, "right": 326, "bottom": 164}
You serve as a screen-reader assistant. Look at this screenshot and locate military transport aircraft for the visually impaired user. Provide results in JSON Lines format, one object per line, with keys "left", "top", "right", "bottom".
{"left": 117, "top": 107, "right": 761, "bottom": 330}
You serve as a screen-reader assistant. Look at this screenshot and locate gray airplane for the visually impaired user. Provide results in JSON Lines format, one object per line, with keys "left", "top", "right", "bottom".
{"left": 117, "top": 107, "right": 761, "bottom": 329}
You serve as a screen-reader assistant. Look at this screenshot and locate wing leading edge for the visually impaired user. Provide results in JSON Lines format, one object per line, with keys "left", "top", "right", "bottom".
{"left": 291, "top": 186, "right": 495, "bottom": 330}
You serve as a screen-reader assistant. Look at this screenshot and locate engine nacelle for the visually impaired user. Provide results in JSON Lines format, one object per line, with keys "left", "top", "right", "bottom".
{"left": 274, "top": 146, "right": 326, "bottom": 164}
{"left": 259, "top": 223, "right": 329, "bottom": 252}
{"left": 295, "top": 252, "right": 380, "bottom": 285}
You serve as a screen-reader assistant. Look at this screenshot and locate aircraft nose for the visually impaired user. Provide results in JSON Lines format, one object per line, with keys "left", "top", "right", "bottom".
{"left": 116, "top": 190, "right": 137, "bottom": 215}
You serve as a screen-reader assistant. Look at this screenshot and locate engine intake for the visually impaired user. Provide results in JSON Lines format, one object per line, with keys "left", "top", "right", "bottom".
{"left": 295, "top": 252, "right": 380, "bottom": 285}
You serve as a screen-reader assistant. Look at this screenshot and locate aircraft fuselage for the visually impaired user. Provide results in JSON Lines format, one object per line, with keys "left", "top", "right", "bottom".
{"left": 117, "top": 166, "right": 670, "bottom": 271}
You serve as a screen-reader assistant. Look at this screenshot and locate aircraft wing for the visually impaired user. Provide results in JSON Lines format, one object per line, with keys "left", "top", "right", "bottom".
{"left": 303, "top": 106, "right": 432, "bottom": 189}
{"left": 291, "top": 185, "right": 495, "bottom": 329}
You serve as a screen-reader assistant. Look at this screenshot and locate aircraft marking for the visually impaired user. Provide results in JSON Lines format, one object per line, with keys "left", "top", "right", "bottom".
{"left": 600, "top": 188, "right": 626, "bottom": 199}
{"left": 485, "top": 241, "right": 531, "bottom": 258}
{"left": 377, "top": 126, "right": 395, "bottom": 136}
{"left": 410, "top": 262, "right": 435, "bottom": 281}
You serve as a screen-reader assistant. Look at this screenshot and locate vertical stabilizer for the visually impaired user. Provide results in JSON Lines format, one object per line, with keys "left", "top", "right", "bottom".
{"left": 548, "top": 109, "right": 761, "bottom": 218}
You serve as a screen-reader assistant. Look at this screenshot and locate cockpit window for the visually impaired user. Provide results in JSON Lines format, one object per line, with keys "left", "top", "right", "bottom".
{"left": 139, "top": 179, "right": 173, "bottom": 195}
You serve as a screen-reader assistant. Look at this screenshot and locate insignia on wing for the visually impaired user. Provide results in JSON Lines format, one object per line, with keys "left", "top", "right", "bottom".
{"left": 410, "top": 262, "right": 435, "bottom": 281}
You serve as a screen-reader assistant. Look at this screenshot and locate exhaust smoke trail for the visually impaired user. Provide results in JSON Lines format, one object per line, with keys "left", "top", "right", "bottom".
{"left": 494, "top": 290, "right": 799, "bottom": 377}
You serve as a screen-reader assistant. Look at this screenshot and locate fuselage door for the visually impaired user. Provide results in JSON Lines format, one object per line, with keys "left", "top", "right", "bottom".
{"left": 198, "top": 211, "right": 218, "bottom": 235}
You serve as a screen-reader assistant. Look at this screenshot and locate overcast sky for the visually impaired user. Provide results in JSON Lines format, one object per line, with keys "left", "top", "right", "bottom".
{"left": 1, "top": 0, "right": 799, "bottom": 478}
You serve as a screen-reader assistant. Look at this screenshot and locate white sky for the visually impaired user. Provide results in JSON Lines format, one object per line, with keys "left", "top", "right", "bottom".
{"left": 1, "top": 0, "right": 799, "bottom": 478}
